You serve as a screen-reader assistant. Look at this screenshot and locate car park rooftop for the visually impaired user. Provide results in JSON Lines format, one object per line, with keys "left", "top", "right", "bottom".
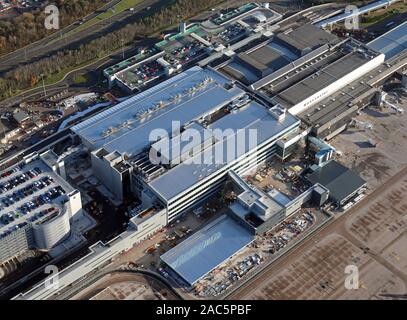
{"left": 0, "top": 155, "right": 74, "bottom": 238}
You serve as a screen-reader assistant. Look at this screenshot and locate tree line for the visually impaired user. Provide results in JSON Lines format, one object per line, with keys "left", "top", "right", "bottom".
{"left": 0, "top": 0, "right": 223, "bottom": 99}
{"left": 0, "top": 0, "right": 107, "bottom": 55}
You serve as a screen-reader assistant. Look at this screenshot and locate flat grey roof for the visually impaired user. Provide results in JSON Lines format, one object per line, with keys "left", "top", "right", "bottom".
{"left": 0, "top": 155, "right": 74, "bottom": 236}
{"left": 237, "top": 52, "right": 269, "bottom": 73}
{"left": 13, "top": 109, "right": 30, "bottom": 123}
{"left": 306, "top": 160, "right": 366, "bottom": 203}
{"left": 72, "top": 67, "right": 244, "bottom": 157}
{"left": 222, "top": 62, "right": 259, "bottom": 84}
{"left": 253, "top": 44, "right": 329, "bottom": 90}
{"left": 299, "top": 79, "right": 371, "bottom": 126}
{"left": 276, "top": 50, "right": 375, "bottom": 106}
{"left": 248, "top": 45, "right": 291, "bottom": 71}
{"left": 220, "top": 40, "right": 296, "bottom": 84}
{"left": 264, "top": 50, "right": 344, "bottom": 95}
{"left": 161, "top": 214, "right": 254, "bottom": 286}
{"left": 148, "top": 100, "right": 299, "bottom": 201}
{"left": 368, "top": 21, "right": 407, "bottom": 60}
{"left": 0, "top": 120, "right": 13, "bottom": 136}
{"left": 276, "top": 24, "right": 339, "bottom": 52}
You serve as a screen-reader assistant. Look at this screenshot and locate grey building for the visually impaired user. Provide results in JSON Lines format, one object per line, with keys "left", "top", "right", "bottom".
{"left": 72, "top": 67, "right": 301, "bottom": 222}
{"left": 227, "top": 170, "right": 329, "bottom": 235}
{"left": 305, "top": 160, "right": 366, "bottom": 205}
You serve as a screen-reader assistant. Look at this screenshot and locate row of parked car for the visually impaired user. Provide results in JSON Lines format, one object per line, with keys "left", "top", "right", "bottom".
{"left": 0, "top": 222, "right": 28, "bottom": 240}
{"left": 0, "top": 167, "right": 43, "bottom": 194}
{"left": 1, "top": 176, "right": 54, "bottom": 207}
{"left": 0, "top": 212, "right": 17, "bottom": 225}
{"left": 26, "top": 207, "right": 58, "bottom": 223}
{"left": 0, "top": 167, "right": 19, "bottom": 179}
{"left": 18, "top": 185, "right": 65, "bottom": 215}
{"left": 0, "top": 186, "right": 65, "bottom": 225}
{"left": 0, "top": 205, "right": 60, "bottom": 239}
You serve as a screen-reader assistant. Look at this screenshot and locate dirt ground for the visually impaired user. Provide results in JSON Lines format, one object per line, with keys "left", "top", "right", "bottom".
{"left": 330, "top": 90, "right": 407, "bottom": 189}
{"left": 244, "top": 233, "right": 405, "bottom": 300}
{"left": 90, "top": 282, "right": 159, "bottom": 300}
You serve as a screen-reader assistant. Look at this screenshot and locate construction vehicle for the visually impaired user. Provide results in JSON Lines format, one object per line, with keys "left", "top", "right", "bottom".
{"left": 377, "top": 92, "right": 404, "bottom": 114}
{"left": 349, "top": 119, "right": 373, "bottom": 130}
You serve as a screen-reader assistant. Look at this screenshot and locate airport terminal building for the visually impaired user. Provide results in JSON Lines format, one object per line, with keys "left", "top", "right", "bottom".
{"left": 14, "top": 3, "right": 402, "bottom": 298}
{"left": 216, "top": 24, "right": 385, "bottom": 139}
{"left": 72, "top": 66, "right": 301, "bottom": 222}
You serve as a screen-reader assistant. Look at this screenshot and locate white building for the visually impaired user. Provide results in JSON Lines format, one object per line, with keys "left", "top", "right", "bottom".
{"left": 72, "top": 67, "right": 301, "bottom": 222}
{"left": 0, "top": 150, "right": 82, "bottom": 264}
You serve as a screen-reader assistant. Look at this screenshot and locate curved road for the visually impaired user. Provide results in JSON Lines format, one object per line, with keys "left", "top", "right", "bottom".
{"left": 55, "top": 269, "right": 183, "bottom": 300}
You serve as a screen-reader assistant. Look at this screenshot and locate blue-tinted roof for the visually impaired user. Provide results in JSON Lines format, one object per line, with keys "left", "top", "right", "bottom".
{"left": 267, "top": 188, "right": 291, "bottom": 206}
{"left": 161, "top": 215, "right": 254, "bottom": 285}
{"left": 368, "top": 21, "right": 407, "bottom": 60}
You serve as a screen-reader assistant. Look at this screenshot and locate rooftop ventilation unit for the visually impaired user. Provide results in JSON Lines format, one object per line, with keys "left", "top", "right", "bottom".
{"left": 269, "top": 104, "right": 287, "bottom": 121}
{"left": 102, "top": 126, "right": 118, "bottom": 138}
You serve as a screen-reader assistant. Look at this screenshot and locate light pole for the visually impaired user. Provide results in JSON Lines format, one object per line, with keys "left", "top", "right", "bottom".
{"left": 41, "top": 74, "right": 47, "bottom": 98}
{"left": 121, "top": 38, "right": 125, "bottom": 59}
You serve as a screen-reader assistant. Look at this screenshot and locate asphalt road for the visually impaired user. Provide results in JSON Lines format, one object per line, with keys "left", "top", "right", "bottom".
{"left": 0, "top": 0, "right": 176, "bottom": 109}
{"left": 366, "top": 11, "right": 407, "bottom": 36}
{"left": 0, "top": 0, "right": 166, "bottom": 75}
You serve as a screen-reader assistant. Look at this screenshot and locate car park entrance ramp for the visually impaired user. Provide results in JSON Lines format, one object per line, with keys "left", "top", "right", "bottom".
{"left": 160, "top": 215, "right": 254, "bottom": 286}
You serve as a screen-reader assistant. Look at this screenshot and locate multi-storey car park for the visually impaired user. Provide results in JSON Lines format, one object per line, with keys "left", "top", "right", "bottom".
{"left": 0, "top": 150, "right": 83, "bottom": 264}
{"left": 103, "top": 2, "right": 282, "bottom": 93}
{"left": 11, "top": 1, "right": 407, "bottom": 300}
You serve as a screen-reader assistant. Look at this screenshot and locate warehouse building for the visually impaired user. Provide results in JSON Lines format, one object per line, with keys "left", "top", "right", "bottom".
{"left": 274, "top": 23, "right": 339, "bottom": 57}
{"left": 218, "top": 24, "right": 341, "bottom": 86}
{"left": 367, "top": 20, "right": 407, "bottom": 60}
{"left": 305, "top": 160, "right": 366, "bottom": 206}
{"left": 215, "top": 24, "right": 384, "bottom": 139}
{"left": 268, "top": 39, "right": 384, "bottom": 115}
